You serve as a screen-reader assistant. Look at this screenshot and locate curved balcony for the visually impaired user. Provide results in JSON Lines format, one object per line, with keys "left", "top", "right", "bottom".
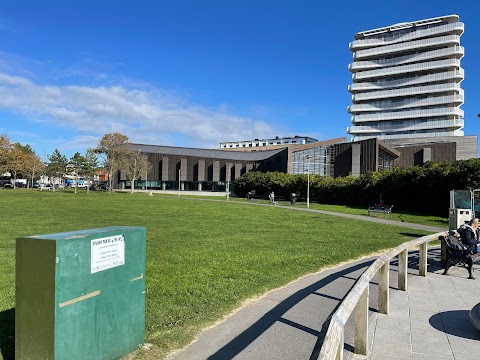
{"left": 347, "top": 119, "right": 464, "bottom": 135}
{"left": 348, "top": 94, "right": 464, "bottom": 113}
{"left": 349, "top": 46, "right": 464, "bottom": 72}
{"left": 352, "top": 83, "right": 462, "bottom": 101}
{"left": 348, "top": 69, "right": 464, "bottom": 93}
{"left": 354, "top": 35, "right": 460, "bottom": 60}
{"left": 352, "top": 107, "right": 464, "bottom": 123}
{"left": 350, "top": 130, "right": 463, "bottom": 142}
{"left": 352, "top": 59, "right": 461, "bottom": 81}
{"left": 350, "top": 22, "right": 464, "bottom": 51}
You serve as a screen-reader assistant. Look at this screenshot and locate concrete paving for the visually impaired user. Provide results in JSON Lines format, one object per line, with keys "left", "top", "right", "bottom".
{"left": 367, "top": 265, "right": 480, "bottom": 360}
{"left": 166, "top": 209, "right": 480, "bottom": 360}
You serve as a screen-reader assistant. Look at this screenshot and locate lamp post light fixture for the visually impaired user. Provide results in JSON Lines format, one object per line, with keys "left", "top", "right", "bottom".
{"left": 306, "top": 155, "right": 312, "bottom": 209}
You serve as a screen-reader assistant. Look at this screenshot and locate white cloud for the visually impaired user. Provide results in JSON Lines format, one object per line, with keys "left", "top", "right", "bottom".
{"left": 0, "top": 70, "right": 281, "bottom": 149}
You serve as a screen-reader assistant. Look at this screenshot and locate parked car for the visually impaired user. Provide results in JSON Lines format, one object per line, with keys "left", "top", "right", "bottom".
{"left": 4, "top": 183, "right": 13, "bottom": 188}
{"left": 32, "top": 182, "right": 41, "bottom": 188}
{"left": 90, "top": 181, "right": 108, "bottom": 191}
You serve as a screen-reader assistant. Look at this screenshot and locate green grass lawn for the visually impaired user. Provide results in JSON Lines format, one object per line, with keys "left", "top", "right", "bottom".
{"left": 0, "top": 189, "right": 442, "bottom": 359}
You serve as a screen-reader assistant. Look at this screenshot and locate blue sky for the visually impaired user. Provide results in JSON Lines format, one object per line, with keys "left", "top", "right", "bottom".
{"left": 0, "top": 0, "right": 479, "bottom": 161}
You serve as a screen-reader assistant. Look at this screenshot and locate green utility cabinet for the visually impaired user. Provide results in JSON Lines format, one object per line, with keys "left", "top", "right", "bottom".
{"left": 16, "top": 226, "right": 146, "bottom": 360}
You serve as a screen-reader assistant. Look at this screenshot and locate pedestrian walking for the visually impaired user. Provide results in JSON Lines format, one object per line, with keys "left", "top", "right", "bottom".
{"left": 269, "top": 191, "right": 277, "bottom": 205}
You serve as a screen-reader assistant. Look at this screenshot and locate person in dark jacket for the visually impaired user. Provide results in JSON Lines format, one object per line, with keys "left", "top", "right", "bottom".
{"left": 458, "top": 218, "right": 480, "bottom": 253}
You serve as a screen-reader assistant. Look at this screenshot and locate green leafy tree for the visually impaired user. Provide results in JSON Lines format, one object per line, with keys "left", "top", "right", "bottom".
{"left": 69, "top": 152, "right": 87, "bottom": 194}
{"left": 83, "top": 148, "right": 100, "bottom": 193}
{"left": 46, "top": 149, "right": 68, "bottom": 191}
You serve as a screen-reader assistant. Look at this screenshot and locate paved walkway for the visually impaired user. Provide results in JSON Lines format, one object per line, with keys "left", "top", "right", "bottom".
{"left": 367, "top": 266, "right": 480, "bottom": 360}
{"left": 167, "top": 207, "right": 480, "bottom": 360}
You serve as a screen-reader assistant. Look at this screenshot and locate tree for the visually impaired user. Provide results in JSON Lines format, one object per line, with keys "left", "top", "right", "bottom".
{"left": 10, "top": 145, "right": 29, "bottom": 189}
{"left": 95, "top": 133, "right": 129, "bottom": 193}
{"left": 69, "top": 152, "right": 87, "bottom": 194}
{"left": 15, "top": 143, "right": 34, "bottom": 155}
{"left": 12, "top": 143, "right": 43, "bottom": 189}
{"left": 122, "top": 149, "right": 149, "bottom": 194}
{"left": 0, "top": 134, "right": 14, "bottom": 175}
{"left": 24, "top": 152, "right": 45, "bottom": 189}
{"left": 83, "top": 148, "right": 100, "bottom": 193}
{"left": 46, "top": 149, "right": 68, "bottom": 191}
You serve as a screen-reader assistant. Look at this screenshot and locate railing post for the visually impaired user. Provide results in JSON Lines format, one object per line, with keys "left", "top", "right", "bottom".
{"left": 419, "top": 242, "right": 427, "bottom": 276}
{"left": 379, "top": 261, "right": 389, "bottom": 314}
{"left": 398, "top": 249, "right": 407, "bottom": 291}
{"left": 354, "top": 285, "right": 369, "bottom": 356}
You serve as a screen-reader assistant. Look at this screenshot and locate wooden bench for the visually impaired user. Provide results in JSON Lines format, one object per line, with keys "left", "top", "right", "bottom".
{"left": 439, "top": 232, "right": 480, "bottom": 279}
{"left": 368, "top": 204, "right": 393, "bottom": 217}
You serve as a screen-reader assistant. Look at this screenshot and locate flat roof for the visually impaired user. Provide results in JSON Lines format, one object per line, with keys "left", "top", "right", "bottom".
{"left": 354, "top": 14, "right": 459, "bottom": 40}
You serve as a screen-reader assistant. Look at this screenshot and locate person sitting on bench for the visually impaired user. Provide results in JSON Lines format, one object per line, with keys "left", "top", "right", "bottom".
{"left": 458, "top": 218, "right": 480, "bottom": 254}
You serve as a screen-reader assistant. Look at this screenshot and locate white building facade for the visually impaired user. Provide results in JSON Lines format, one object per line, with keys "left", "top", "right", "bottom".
{"left": 347, "top": 15, "right": 464, "bottom": 141}
{"left": 219, "top": 136, "right": 317, "bottom": 149}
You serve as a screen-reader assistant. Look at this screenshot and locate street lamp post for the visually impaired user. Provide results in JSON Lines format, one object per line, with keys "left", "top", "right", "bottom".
{"left": 137, "top": 149, "right": 141, "bottom": 192}
{"left": 226, "top": 164, "right": 231, "bottom": 201}
{"left": 306, "top": 155, "right": 312, "bottom": 209}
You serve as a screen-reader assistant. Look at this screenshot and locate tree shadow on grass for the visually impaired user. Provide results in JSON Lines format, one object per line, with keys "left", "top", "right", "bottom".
{"left": 0, "top": 308, "right": 14, "bottom": 360}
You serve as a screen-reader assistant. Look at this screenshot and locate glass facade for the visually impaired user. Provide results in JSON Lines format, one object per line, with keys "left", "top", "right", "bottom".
{"left": 377, "top": 148, "right": 396, "bottom": 171}
{"left": 291, "top": 146, "right": 334, "bottom": 176}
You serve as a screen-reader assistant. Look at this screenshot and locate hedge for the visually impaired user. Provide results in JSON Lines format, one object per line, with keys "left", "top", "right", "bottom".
{"left": 233, "top": 159, "right": 480, "bottom": 216}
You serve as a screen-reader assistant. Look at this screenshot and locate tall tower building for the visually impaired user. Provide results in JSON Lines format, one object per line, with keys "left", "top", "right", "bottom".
{"left": 347, "top": 15, "right": 464, "bottom": 142}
